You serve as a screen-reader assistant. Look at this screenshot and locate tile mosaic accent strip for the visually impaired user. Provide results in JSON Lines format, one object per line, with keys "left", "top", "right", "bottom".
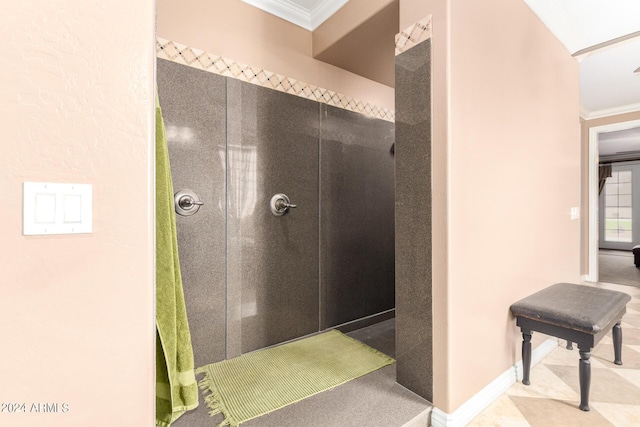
{"left": 157, "top": 38, "right": 394, "bottom": 122}
{"left": 395, "top": 15, "right": 432, "bottom": 56}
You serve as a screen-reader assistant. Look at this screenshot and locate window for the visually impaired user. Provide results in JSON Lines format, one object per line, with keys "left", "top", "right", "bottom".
{"left": 604, "top": 170, "right": 632, "bottom": 243}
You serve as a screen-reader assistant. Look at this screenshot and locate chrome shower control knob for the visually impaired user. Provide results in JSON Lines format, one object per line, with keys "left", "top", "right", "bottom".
{"left": 178, "top": 195, "right": 204, "bottom": 209}
{"left": 274, "top": 198, "right": 297, "bottom": 211}
{"left": 270, "top": 193, "right": 297, "bottom": 216}
{"left": 174, "top": 189, "right": 204, "bottom": 217}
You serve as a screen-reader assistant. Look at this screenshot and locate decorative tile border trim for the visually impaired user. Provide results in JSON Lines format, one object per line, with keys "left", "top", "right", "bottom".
{"left": 395, "top": 15, "right": 432, "bottom": 56}
{"left": 157, "top": 38, "right": 394, "bottom": 122}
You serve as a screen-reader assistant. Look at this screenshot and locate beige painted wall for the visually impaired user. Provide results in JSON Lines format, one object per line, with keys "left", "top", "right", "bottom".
{"left": 157, "top": 0, "right": 395, "bottom": 110}
{"left": 401, "top": 0, "right": 581, "bottom": 413}
{"left": 313, "top": 0, "right": 398, "bottom": 87}
{"left": 447, "top": 0, "right": 580, "bottom": 411}
{"left": 313, "top": 0, "right": 396, "bottom": 55}
{"left": 0, "top": 1, "right": 155, "bottom": 425}
{"left": 580, "top": 111, "right": 640, "bottom": 275}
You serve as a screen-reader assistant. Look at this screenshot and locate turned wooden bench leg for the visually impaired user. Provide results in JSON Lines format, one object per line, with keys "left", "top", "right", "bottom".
{"left": 522, "top": 329, "right": 532, "bottom": 386}
{"left": 578, "top": 346, "right": 591, "bottom": 411}
{"left": 613, "top": 321, "right": 623, "bottom": 365}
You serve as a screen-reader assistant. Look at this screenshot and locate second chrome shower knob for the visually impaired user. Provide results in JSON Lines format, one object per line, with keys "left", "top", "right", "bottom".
{"left": 270, "top": 193, "right": 297, "bottom": 216}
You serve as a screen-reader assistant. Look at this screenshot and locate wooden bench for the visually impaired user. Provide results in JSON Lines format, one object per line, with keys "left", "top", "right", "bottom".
{"left": 510, "top": 283, "right": 631, "bottom": 411}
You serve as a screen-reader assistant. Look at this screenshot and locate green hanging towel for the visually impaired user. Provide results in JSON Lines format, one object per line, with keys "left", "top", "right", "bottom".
{"left": 155, "top": 92, "right": 199, "bottom": 426}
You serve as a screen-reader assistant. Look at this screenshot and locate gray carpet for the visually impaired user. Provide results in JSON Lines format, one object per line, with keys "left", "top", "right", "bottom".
{"left": 599, "top": 250, "right": 640, "bottom": 288}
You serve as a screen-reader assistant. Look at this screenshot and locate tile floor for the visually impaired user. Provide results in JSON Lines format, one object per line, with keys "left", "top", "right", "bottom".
{"left": 469, "top": 281, "right": 640, "bottom": 427}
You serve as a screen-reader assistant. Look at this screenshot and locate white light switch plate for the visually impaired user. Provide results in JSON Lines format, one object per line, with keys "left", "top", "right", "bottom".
{"left": 23, "top": 182, "right": 93, "bottom": 235}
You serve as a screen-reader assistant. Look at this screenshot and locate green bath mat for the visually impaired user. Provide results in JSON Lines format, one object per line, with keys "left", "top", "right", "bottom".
{"left": 196, "top": 330, "right": 395, "bottom": 427}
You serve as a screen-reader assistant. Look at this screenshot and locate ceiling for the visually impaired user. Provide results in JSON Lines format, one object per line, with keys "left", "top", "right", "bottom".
{"left": 524, "top": 0, "right": 640, "bottom": 119}
{"left": 524, "top": 0, "right": 640, "bottom": 158}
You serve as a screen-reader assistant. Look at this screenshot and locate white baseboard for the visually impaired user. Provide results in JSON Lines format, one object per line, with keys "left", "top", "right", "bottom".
{"left": 402, "top": 407, "right": 432, "bottom": 427}
{"left": 430, "top": 339, "right": 558, "bottom": 427}
{"left": 581, "top": 274, "right": 596, "bottom": 284}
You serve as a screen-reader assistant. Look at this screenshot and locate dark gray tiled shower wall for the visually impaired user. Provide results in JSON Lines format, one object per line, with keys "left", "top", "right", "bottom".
{"left": 394, "top": 40, "right": 433, "bottom": 401}
{"left": 320, "top": 105, "right": 395, "bottom": 329}
{"left": 226, "top": 79, "right": 321, "bottom": 354}
{"left": 157, "top": 58, "right": 395, "bottom": 365}
{"left": 157, "top": 60, "right": 227, "bottom": 367}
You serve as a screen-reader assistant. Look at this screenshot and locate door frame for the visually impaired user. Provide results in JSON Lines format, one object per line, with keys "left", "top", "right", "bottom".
{"left": 587, "top": 118, "right": 640, "bottom": 282}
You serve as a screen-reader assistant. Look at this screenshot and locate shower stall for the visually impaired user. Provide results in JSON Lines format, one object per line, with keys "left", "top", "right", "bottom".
{"left": 157, "top": 58, "right": 396, "bottom": 367}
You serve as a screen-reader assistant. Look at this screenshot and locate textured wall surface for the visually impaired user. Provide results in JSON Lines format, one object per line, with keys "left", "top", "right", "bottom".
{"left": 157, "top": 59, "right": 228, "bottom": 366}
{"left": 157, "top": 61, "right": 396, "bottom": 363}
{"left": 394, "top": 39, "right": 433, "bottom": 400}
{"left": 227, "top": 79, "right": 321, "bottom": 354}
{"left": 320, "top": 104, "right": 395, "bottom": 329}
{"left": 0, "top": 1, "right": 155, "bottom": 425}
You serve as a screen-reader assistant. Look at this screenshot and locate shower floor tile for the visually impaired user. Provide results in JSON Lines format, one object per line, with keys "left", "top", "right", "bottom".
{"left": 347, "top": 317, "right": 396, "bottom": 358}
{"left": 175, "top": 318, "right": 431, "bottom": 427}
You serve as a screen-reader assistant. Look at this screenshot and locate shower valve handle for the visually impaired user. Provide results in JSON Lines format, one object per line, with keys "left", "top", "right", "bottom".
{"left": 179, "top": 196, "right": 204, "bottom": 209}
{"left": 275, "top": 199, "right": 297, "bottom": 210}
{"left": 270, "top": 193, "right": 296, "bottom": 216}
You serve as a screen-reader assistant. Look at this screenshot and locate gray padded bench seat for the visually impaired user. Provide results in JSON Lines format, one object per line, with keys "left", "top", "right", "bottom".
{"left": 510, "top": 283, "right": 631, "bottom": 411}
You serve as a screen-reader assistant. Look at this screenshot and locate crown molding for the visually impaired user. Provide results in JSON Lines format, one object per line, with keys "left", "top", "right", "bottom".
{"left": 572, "top": 31, "right": 640, "bottom": 57}
{"left": 581, "top": 102, "right": 640, "bottom": 120}
{"left": 309, "top": 0, "right": 348, "bottom": 30}
{"left": 579, "top": 104, "right": 590, "bottom": 119}
{"left": 241, "top": 0, "right": 348, "bottom": 31}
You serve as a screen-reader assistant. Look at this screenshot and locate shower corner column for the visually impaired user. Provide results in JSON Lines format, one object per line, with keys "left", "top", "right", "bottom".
{"left": 394, "top": 15, "right": 434, "bottom": 402}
